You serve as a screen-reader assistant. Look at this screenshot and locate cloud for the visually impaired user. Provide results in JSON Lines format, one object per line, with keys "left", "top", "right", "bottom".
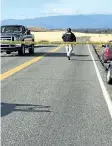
{"left": 41, "top": 0, "right": 77, "bottom": 16}
{"left": 1, "top": 0, "right": 112, "bottom": 19}
{"left": 52, "top": 8, "right": 75, "bottom": 15}
{"left": 42, "top": 0, "right": 112, "bottom": 15}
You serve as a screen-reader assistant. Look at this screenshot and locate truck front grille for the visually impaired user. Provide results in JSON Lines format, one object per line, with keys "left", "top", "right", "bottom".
{"left": 0, "top": 36, "right": 14, "bottom": 41}
{"left": 0, "top": 45, "right": 9, "bottom": 47}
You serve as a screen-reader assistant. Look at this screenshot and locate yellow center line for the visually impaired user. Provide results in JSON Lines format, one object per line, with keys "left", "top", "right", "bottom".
{"left": 0, "top": 45, "right": 64, "bottom": 80}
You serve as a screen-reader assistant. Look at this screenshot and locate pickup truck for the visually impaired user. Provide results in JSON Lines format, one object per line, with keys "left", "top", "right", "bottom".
{"left": 0, "top": 25, "right": 35, "bottom": 56}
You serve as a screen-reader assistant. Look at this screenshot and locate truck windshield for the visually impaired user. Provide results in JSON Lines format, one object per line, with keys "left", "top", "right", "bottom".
{"left": 1, "top": 26, "right": 23, "bottom": 33}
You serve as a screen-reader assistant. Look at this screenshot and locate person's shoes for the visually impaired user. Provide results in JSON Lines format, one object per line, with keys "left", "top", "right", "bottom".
{"left": 68, "top": 56, "right": 70, "bottom": 60}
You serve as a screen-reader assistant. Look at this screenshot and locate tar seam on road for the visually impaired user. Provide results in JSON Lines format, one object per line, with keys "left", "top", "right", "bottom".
{"left": 0, "top": 45, "right": 64, "bottom": 81}
{"left": 87, "top": 44, "right": 112, "bottom": 119}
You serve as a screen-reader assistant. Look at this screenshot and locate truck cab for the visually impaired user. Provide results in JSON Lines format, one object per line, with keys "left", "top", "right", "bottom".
{"left": 0, "top": 25, "right": 35, "bottom": 56}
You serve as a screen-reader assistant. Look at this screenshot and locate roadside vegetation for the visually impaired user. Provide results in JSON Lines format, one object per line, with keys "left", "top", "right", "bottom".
{"left": 28, "top": 27, "right": 112, "bottom": 52}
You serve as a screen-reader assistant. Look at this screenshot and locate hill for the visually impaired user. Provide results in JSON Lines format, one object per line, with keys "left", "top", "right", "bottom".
{"left": 1, "top": 14, "right": 112, "bottom": 29}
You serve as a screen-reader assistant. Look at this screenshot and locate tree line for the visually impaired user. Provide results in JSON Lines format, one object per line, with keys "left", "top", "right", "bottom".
{"left": 28, "top": 27, "right": 112, "bottom": 34}
{"left": 51, "top": 28, "right": 112, "bottom": 34}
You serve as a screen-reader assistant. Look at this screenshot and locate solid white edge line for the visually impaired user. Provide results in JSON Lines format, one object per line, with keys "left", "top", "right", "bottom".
{"left": 87, "top": 44, "right": 112, "bottom": 119}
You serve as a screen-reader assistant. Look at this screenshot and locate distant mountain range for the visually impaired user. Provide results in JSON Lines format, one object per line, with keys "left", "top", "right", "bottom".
{"left": 1, "top": 14, "right": 112, "bottom": 29}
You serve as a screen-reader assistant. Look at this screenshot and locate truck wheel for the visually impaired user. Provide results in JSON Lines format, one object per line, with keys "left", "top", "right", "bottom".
{"left": 6, "top": 51, "right": 11, "bottom": 54}
{"left": 29, "top": 44, "right": 34, "bottom": 54}
{"left": 106, "top": 67, "right": 112, "bottom": 84}
{"left": 18, "top": 45, "right": 25, "bottom": 56}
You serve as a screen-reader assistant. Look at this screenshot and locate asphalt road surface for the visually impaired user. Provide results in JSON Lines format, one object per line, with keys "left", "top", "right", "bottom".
{"left": 1, "top": 37, "right": 112, "bottom": 146}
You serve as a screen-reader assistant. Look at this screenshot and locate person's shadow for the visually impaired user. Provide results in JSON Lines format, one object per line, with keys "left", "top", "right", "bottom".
{"left": 1, "top": 102, "right": 51, "bottom": 117}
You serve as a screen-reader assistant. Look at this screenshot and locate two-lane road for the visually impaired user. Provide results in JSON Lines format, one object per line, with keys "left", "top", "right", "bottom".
{"left": 1, "top": 37, "right": 112, "bottom": 146}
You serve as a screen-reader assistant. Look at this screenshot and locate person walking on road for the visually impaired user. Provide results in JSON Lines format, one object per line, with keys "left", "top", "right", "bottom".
{"left": 62, "top": 28, "right": 76, "bottom": 60}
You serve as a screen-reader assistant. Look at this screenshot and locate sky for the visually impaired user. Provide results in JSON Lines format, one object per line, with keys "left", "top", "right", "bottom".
{"left": 1, "top": 0, "right": 112, "bottom": 20}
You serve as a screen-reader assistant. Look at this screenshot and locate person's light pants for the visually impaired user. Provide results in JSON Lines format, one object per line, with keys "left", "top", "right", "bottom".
{"left": 65, "top": 44, "right": 73, "bottom": 57}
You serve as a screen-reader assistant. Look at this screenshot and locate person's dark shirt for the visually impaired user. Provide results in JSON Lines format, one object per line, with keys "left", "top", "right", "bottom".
{"left": 62, "top": 32, "right": 76, "bottom": 42}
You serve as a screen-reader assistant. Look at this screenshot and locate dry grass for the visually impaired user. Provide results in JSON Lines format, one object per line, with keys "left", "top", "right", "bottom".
{"left": 31, "top": 31, "right": 112, "bottom": 43}
{"left": 31, "top": 31, "right": 93, "bottom": 42}
{"left": 89, "top": 35, "right": 112, "bottom": 43}
{"left": 89, "top": 34, "right": 112, "bottom": 52}
{"left": 28, "top": 27, "right": 48, "bottom": 32}
{"left": 31, "top": 31, "right": 65, "bottom": 42}
{"left": 31, "top": 31, "right": 112, "bottom": 52}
